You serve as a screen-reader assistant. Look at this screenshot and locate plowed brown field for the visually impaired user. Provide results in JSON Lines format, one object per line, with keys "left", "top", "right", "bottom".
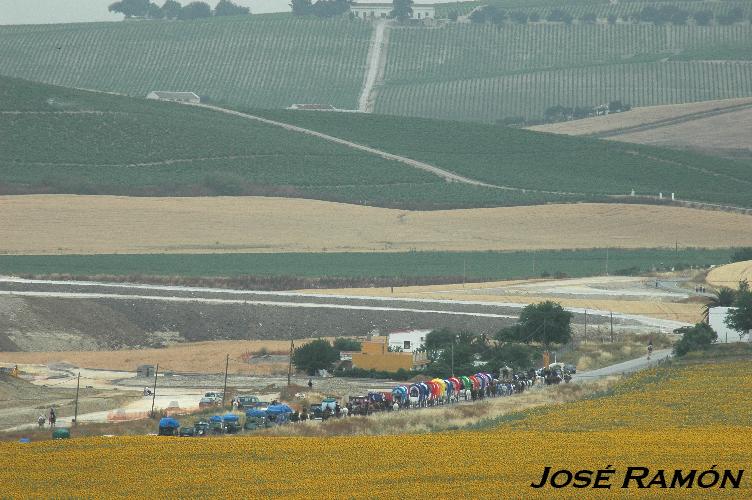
{"left": 3, "top": 195, "right": 751, "bottom": 255}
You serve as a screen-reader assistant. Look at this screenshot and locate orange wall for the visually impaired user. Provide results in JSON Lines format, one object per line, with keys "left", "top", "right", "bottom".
{"left": 351, "top": 352, "right": 413, "bottom": 372}
{"left": 360, "top": 340, "right": 387, "bottom": 356}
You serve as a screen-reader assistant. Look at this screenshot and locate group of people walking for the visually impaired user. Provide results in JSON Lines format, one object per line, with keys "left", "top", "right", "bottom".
{"left": 37, "top": 408, "right": 56, "bottom": 428}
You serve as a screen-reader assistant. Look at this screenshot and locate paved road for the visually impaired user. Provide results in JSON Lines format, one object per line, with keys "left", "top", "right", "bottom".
{"left": 572, "top": 348, "right": 672, "bottom": 382}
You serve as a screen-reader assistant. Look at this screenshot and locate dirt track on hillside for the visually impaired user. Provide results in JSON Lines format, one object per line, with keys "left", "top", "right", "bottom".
{"left": 3, "top": 196, "right": 752, "bottom": 254}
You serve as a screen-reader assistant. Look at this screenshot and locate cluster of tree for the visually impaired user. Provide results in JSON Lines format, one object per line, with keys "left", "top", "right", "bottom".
{"left": 291, "top": 0, "right": 350, "bottom": 18}
{"left": 421, "top": 301, "right": 572, "bottom": 377}
{"left": 543, "top": 101, "right": 631, "bottom": 122}
{"left": 291, "top": 337, "right": 361, "bottom": 375}
{"left": 469, "top": 6, "right": 548, "bottom": 25}
{"left": 725, "top": 281, "right": 752, "bottom": 341}
{"left": 108, "top": 0, "right": 249, "bottom": 20}
{"left": 498, "top": 101, "right": 631, "bottom": 127}
{"left": 468, "top": 6, "right": 748, "bottom": 26}
{"left": 673, "top": 323, "right": 717, "bottom": 356}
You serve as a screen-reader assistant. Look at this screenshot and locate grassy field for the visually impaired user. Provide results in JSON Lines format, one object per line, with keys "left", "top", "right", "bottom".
{"left": 0, "top": 360, "right": 749, "bottom": 496}
{"left": 0, "top": 76, "right": 588, "bottom": 208}
{"left": 6, "top": 77, "right": 752, "bottom": 208}
{"left": 0, "top": 16, "right": 371, "bottom": 110}
{"left": 378, "top": 23, "right": 752, "bottom": 122}
{"left": 0, "top": 248, "right": 735, "bottom": 281}
{"left": 5, "top": 196, "right": 752, "bottom": 255}
{"left": 255, "top": 109, "right": 752, "bottom": 207}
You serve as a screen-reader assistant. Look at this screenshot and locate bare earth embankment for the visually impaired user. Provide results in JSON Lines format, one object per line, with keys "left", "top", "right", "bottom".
{"left": 527, "top": 98, "right": 752, "bottom": 158}
{"left": 2, "top": 195, "right": 752, "bottom": 254}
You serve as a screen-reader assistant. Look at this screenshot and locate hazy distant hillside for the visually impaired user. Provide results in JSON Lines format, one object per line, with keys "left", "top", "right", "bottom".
{"left": 0, "top": 16, "right": 371, "bottom": 110}
{"left": 377, "top": 23, "right": 752, "bottom": 122}
{"left": 0, "top": 15, "right": 751, "bottom": 123}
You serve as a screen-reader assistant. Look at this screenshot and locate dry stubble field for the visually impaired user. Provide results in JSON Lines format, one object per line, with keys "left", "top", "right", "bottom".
{"left": 706, "top": 260, "right": 752, "bottom": 290}
{"left": 527, "top": 97, "right": 752, "bottom": 136}
{"left": 0, "top": 339, "right": 308, "bottom": 375}
{"left": 2, "top": 195, "right": 752, "bottom": 255}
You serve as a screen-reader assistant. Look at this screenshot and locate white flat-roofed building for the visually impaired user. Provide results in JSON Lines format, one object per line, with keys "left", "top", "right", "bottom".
{"left": 146, "top": 91, "right": 201, "bottom": 104}
{"left": 709, "top": 306, "right": 749, "bottom": 343}
{"left": 351, "top": 3, "right": 436, "bottom": 20}
{"left": 388, "top": 329, "right": 431, "bottom": 352}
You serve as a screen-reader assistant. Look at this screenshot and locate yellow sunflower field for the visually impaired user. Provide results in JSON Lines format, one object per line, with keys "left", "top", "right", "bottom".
{"left": 1, "top": 361, "right": 750, "bottom": 498}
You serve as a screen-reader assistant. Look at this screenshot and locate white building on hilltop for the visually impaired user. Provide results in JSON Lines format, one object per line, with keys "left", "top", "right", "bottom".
{"left": 351, "top": 2, "right": 436, "bottom": 20}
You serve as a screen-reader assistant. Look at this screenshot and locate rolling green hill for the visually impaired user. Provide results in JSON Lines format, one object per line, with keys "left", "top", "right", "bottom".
{"left": 0, "top": 76, "right": 575, "bottom": 208}
{"left": 254, "top": 109, "right": 752, "bottom": 208}
{"left": 2, "top": 75, "right": 752, "bottom": 208}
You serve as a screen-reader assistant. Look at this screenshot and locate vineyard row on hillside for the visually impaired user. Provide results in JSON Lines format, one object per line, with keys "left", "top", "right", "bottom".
{"left": 377, "top": 61, "right": 752, "bottom": 121}
{"left": 384, "top": 23, "right": 752, "bottom": 84}
{"left": 0, "top": 17, "right": 371, "bottom": 110}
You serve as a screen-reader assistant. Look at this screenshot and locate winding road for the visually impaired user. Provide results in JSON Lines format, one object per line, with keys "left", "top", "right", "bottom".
{"left": 572, "top": 348, "right": 672, "bottom": 381}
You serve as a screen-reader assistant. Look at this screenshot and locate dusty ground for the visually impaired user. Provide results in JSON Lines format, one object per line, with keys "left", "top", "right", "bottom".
{"left": 3, "top": 196, "right": 752, "bottom": 254}
{"left": 611, "top": 107, "right": 752, "bottom": 157}
{"left": 301, "top": 276, "right": 705, "bottom": 324}
{"left": 706, "top": 260, "right": 752, "bottom": 290}
{"left": 0, "top": 340, "right": 305, "bottom": 375}
{"left": 527, "top": 98, "right": 752, "bottom": 157}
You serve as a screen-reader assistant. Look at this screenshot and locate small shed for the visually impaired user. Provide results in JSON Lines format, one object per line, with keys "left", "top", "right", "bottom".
{"left": 136, "top": 364, "right": 155, "bottom": 378}
{"left": 286, "top": 103, "right": 336, "bottom": 111}
{"left": 146, "top": 91, "right": 201, "bottom": 104}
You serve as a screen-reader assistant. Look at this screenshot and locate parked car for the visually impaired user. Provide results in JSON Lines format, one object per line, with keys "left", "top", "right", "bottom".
{"left": 236, "top": 395, "right": 263, "bottom": 409}
{"left": 204, "top": 392, "right": 223, "bottom": 402}
{"left": 194, "top": 421, "right": 210, "bottom": 436}
{"left": 199, "top": 397, "right": 219, "bottom": 409}
{"left": 179, "top": 427, "right": 195, "bottom": 437}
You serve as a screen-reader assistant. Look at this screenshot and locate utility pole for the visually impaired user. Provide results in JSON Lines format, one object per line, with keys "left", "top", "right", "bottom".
{"left": 610, "top": 312, "right": 614, "bottom": 343}
{"left": 451, "top": 341, "right": 454, "bottom": 377}
{"left": 605, "top": 248, "right": 609, "bottom": 276}
{"left": 462, "top": 259, "right": 466, "bottom": 288}
{"left": 532, "top": 250, "right": 536, "bottom": 275}
{"left": 584, "top": 310, "right": 588, "bottom": 340}
{"left": 222, "top": 354, "right": 229, "bottom": 407}
{"left": 150, "top": 364, "right": 159, "bottom": 418}
{"left": 73, "top": 372, "right": 80, "bottom": 426}
{"left": 287, "top": 338, "right": 294, "bottom": 387}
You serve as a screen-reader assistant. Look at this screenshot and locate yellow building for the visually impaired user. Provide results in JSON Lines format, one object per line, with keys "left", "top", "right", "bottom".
{"left": 351, "top": 336, "right": 427, "bottom": 372}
